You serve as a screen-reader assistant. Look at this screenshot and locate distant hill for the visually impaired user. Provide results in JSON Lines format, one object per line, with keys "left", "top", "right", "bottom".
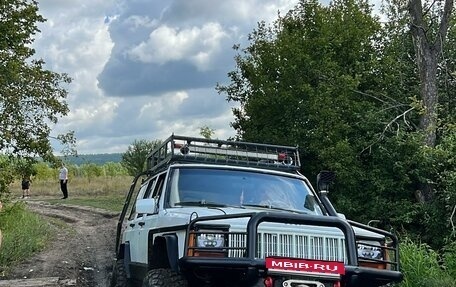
{"left": 61, "top": 153, "right": 123, "bottom": 165}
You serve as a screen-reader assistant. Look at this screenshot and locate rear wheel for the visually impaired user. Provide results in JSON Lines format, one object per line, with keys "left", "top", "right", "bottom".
{"left": 111, "top": 259, "right": 130, "bottom": 287}
{"left": 142, "top": 268, "right": 188, "bottom": 287}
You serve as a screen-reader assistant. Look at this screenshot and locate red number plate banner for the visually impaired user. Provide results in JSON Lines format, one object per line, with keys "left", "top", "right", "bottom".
{"left": 266, "top": 257, "right": 345, "bottom": 275}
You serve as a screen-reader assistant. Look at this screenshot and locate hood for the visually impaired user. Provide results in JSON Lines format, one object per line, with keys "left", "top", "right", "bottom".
{"left": 351, "top": 225, "right": 386, "bottom": 240}
{"left": 165, "top": 205, "right": 299, "bottom": 220}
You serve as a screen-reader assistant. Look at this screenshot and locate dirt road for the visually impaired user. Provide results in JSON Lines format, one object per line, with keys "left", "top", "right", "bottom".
{"left": 1, "top": 200, "right": 119, "bottom": 287}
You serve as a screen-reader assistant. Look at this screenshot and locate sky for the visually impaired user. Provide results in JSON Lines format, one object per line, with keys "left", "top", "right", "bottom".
{"left": 32, "top": 0, "right": 304, "bottom": 155}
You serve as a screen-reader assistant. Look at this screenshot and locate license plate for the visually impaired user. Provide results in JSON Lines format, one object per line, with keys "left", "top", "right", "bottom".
{"left": 266, "top": 257, "right": 345, "bottom": 275}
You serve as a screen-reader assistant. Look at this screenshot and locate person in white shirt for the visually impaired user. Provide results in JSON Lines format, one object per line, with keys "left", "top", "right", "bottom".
{"left": 59, "top": 163, "right": 69, "bottom": 199}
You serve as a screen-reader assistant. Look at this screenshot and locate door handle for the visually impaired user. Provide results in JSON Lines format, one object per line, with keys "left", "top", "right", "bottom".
{"left": 138, "top": 222, "right": 145, "bottom": 227}
{"left": 129, "top": 223, "right": 135, "bottom": 227}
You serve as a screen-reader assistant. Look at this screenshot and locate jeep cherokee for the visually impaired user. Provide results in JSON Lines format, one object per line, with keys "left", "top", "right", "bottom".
{"left": 111, "top": 135, "right": 402, "bottom": 287}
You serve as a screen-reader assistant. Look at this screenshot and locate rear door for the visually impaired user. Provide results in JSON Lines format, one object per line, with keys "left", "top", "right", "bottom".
{"left": 123, "top": 178, "right": 156, "bottom": 263}
{"left": 134, "top": 171, "right": 167, "bottom": 263}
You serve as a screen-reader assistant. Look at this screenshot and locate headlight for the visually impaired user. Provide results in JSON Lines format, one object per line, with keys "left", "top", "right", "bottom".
{"left": 187, "top": 225, "right": 229, "bottom": 257}
{"left": 357, "top": 241, "right": 389, "bottom": 270}
{"left": 357, "top": 243, "right": 383, "bottom": 260}
{"left": 197, "top": 233, "right": 225, "bottom": 248}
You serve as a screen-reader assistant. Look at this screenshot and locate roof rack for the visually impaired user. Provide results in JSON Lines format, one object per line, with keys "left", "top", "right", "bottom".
{"left": 146, "top": 135, "right": 300, "bottom": 172}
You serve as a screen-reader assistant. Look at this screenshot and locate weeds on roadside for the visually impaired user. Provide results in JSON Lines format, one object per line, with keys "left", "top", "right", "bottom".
{"left": 395, "top": 238, "right": 456, "bottom": 287}
{"left": 0, "top": 202, "right": 54, "bottom": 274}
{"left": 443, "top": 241, "right": 456, "bottom": 279}
{"left": 0, "top": 176, "right": 130, "bottom": 274}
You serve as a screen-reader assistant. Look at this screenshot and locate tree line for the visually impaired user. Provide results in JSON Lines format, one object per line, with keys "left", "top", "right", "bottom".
{"left": 0, "top": 157, "right": 128, "bottom": 181}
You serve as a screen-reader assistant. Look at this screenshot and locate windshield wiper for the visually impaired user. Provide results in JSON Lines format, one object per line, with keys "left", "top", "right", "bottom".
{"left": 241, "top": 204, "right": 307, "bottom": 214}
{"left": 174, "top": 201, "right": 240, "bottom": 208}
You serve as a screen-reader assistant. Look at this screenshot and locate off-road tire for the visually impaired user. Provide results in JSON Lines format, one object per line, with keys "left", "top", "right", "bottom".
{"left": 142, "top": 268, "right": 188, "bottom": 287}
{"left": 111, "top": 259, "right": 129, "bottom": 287}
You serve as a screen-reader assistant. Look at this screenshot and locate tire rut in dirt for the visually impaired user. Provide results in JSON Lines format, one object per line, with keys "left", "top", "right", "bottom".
{"left": 4, "top": 201, "right": 118, "bottom": 287}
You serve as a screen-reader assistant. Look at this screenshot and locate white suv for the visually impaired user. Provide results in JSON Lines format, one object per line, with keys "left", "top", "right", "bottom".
{"left": 111, "top": 135, "right": 402, "bottom": 287}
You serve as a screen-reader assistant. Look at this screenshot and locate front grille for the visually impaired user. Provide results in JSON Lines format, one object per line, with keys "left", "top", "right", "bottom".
{"left": 228, "top": 232, "right": 346, "bottom": 262}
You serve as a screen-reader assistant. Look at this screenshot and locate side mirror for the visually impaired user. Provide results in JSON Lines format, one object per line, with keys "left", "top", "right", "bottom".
{"left": 136, "top": 198, "right": 158, "bottom": 214}
{"left": 317, "top": 170, "right": 336, "bottom": 192}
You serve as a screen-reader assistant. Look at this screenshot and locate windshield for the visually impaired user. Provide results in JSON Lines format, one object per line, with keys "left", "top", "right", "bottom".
{"left": 167, "top": 167, "right": 323, "bottom": 215}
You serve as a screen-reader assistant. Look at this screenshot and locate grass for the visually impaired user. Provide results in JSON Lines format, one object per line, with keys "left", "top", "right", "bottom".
{"left": 0, "top": 202, "right": 61, "bottom": 275}
{"left": 9, "top": 175, "right": 133, "bottom": 213}
{"left": 44, "top": 196, "right": 126, "bottom": 212}
{"left": 394, "top": 238, "right": 456, "bottom": 287}
{"left": 0, "top": 175, "right": 133, "bottom": 274}
{"left": 12, "top": 175, "right": 133, "bottom": 197}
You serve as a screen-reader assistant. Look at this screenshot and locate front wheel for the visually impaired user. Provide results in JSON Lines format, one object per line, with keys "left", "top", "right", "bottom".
{"left": 110, "top": 259, "right": 130, "bottom": 287}
{"left": 142, "top": 268, "right": 188, "bottom": 287}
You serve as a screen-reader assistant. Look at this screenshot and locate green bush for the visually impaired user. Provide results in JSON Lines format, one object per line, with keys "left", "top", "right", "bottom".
{"left": 443, "top": 241, "right": 456, "bottom": 279}
{"left": 396, "top": 238, "right": 456, "bottom": 287}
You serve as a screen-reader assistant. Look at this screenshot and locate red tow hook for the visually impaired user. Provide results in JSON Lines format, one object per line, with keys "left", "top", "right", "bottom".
{"left": 264, "top": 276, "right": 273, "bottom": 287}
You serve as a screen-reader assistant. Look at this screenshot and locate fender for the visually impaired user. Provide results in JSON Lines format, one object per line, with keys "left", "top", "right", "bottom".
{"left": 118, "top": 242, "right": 132, "bottom": 278}
{"left": 149, "top": 233, "right": 179, "bottom": 271}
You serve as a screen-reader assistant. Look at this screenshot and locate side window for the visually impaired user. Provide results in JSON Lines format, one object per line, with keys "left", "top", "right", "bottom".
{"left": 143, "top": 177, "right": 157, "bottom": 199}
{"left": 152, "top": 173, "right": 167, "bottom": 200}
{"left": 128, "top": 178, "right": 155, "bottom": 220}
{"left": 138, "top": 173, "right": 166, "bottom": 217}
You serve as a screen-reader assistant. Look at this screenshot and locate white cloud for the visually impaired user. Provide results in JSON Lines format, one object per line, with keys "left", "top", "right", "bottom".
{"left": 33, "top": 0, "right": 118, "bottom": 149}
{"left": 67, "top": 100, "right": 119, "bottom": 127}
{"left": 128, "top": 22, "right": 228, "bottom": 71}
{"left": 138, "top": 91, "right": 189, "bottom": 120}
{"left": 35, "top": 0, "right": 304, "bottom": 154}
{"left": 124, "top": 15, "right": 158, "bottom": 30}
{"left": 160, "top": 0, "right": 298, "bottom": 26}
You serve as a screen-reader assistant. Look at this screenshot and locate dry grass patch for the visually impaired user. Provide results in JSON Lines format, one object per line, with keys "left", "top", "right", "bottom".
{"left": 10, "top": 176, "right": 133, "bottom": 198}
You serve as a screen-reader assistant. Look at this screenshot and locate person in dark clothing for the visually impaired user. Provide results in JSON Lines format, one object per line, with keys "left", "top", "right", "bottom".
{"left": 21, "top": 176, "right": 31, "bottom": 199}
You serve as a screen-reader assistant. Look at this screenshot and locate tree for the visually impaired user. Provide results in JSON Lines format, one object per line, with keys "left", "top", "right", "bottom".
{"left": 80, "top": 163, "right": 103, "bottom": 182}
{"left": 217, "top": 0, "right": 386, "bottom": 177}
{"left": 0, "top": 0, "right": 74, "bottom": 196}
{"left": 33, "top": 162, "right": 55, "bottom": 180}
{"left": 406, "top": 0, "right": 454, "bottom": 203}
{"left": 408, "top": 0, "right": 454, "bottom": 147}
{"left": 121, "top": 139, "right": 161, "bottom": 176}
{"left": 12, "top": 157, "right": 37, "bottom": 179}
{"left": 218, "top": 0, "right": 456, "bottom": 247}
{"left": 199, "top": 126, "right": 215, "bottom": 139}
{"left": 371, "top": 0, "right": 456, "bottom": 246}
{"left": 103, "top": 162, "right": 128, "bottom": 177}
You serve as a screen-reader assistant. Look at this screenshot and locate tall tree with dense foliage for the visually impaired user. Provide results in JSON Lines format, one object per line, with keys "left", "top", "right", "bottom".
{"left": 406, "top": 0, "right": 454, "bottom": 205}
{"left": 0, "top": 0, "right": 74, "bottom": 197}
{"left": 218, "top": 0, "right": 455, "bottom": 247}
{"left": 408, "top": 0, "right": 453, "bottom": 148}
{"left": 121, "top": 139, "right": 161, "bottom": 176}
{"left": 381, "top": 0, "right": 456, "bottom": 244}
{"left": 218, "top": 0, "right": 389, "bottom": 190}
